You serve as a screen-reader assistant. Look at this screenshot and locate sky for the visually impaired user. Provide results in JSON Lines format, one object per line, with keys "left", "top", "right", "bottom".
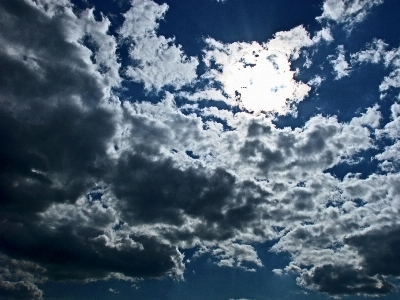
{"left": 1, "top": 0, "right": 400, "bottom": 299}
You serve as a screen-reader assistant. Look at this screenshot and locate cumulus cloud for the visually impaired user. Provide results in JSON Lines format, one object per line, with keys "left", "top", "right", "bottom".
{"left": 0, "top": 254, "right": 45, "bottom": 300}
{"left": 329, "top": 45, "right": 351, "bottom": 79}
{"left": 317, "top": 0, "right": 384, "bottom": 26}
{"left": 212, "top": 243, "right": 263, "bottom": 271}
{"left": 350, "top": 38, "right": 400, "bottom": 100}
{"left": 119, "top": 0, "right": 198, "bottom": 91}
{"left": 298, "top": 264, "right": 394, "bottom": 295}
{"left": 1, "top": 0, "right": 400, "bottom": 298}
{"left": 0, "top": 0, "right": 183, "bottom": 296}
{"left": 350, "top": 38, "right": 388, "bottom": 64}
{"left": 307, "top": 75, "right": 324, "bottom": 88}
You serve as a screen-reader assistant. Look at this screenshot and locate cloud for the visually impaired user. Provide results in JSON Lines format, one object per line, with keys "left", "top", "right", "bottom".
{"left": 312, "top": 27, "right": 334, "bottom": 44}
{"left": 317, "top": 0, "right": 384, "bottom": 26}
{"left": 0, "top": 281, "right": 43, "bottom": 300}
{"left": 350, "top": 38, "right": 400, "bottom": 101}
{"left": 350, "top": 38, "right": 388, "bottom": 64}
{"left": 0, "top": 254, "right": 45, "bottom": 300}
{"left": 212, "top": 243, "right": 263, "bottom": 271}
{"left": 375, "top": 103, "right": 400, "bottom": 171}
{"left": 329, "top": 45, "right": 351, "bottom": 79}
{"left": 298, "top": 264, "right": 394, "bottom": 295}
{"left": 0, "top": 0, "right": 183, "bottom": 296}
{"left": 307, "top": 75, "right": 324, "bottom": 88}
{"left": 1, "top": 0, "right": 400, "bottom": 298}
{"left": 109, "top": 288, "right": 119, "bottom": 294}
{"left": 119, "top": 0, "right": 198, "bottom": 91}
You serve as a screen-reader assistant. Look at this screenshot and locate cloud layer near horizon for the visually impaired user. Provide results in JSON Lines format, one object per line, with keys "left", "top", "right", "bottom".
{"left": 1, "top": 0, "right": 400, "bottom": 299}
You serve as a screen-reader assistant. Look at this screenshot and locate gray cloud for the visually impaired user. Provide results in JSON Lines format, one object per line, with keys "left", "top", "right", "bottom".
{"left": 299, "top": 264, "right": 394, "bottom": 295}
{"left": 346, "top": 227, "right": 400, "bottom": 277}
{"left": 1, "top": 0, "right": 400, "bottom": 298}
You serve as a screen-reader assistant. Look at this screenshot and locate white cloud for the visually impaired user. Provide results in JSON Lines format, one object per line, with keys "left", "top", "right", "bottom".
{"left": 329, "top": 45, "right": 351, "bottom": 79}
{"left": 178, "top": 89, "right": 228, "bottom": 103}
{"left": 212, "top": 243, "right": 263, "bottom": 271}
{"left": 307, "top": 75, "right": 324, "bottom": 87}
{"left": 119, "top": 0, "right": 198, "bottom": 91}
{"left": 350, "top": 38, "right": 388, "bottom": 64}
{"left": 350, "top": 104, "right": 381, "bottom": 128}
{"left": 109, "top": 288, "right": 120, "bottom": 294}
{"left": 317, "top": 0, "right": 384, "bottom": 26}
{"left": 312, "top": 27, "right": 334, "bottom": 44}
{"left": 350, "top": 39, "right": 400, "bottom": 98}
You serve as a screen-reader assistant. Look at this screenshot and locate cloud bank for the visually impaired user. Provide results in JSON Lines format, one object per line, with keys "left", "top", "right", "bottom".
{"left": 1, "top": 0, "right": 400, "bottom": 299}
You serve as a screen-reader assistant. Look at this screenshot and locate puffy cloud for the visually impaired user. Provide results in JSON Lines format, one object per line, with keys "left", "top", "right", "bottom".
{"left": 307, "top": 75, "right": 324, "bottom": 88}
{"left": 312, "top": 27, "right": 334, "bottom": 44}
{"left": 212, "top": 243, "right": 263, "bottom": 271}
{"left": 0, "top": 281, "right": 43, "bottom": 300}
{"left": 350, "top": 38, "right": 400, "bottom": 98}
{"left": 0, "top": 254, "right": 45, "bottom": 300}
{"left": 346, "top": 227, "right": 400, "bottom": 277}
{"left": 119, "top": 0, "right": 198, "bottom": 91}
{"left": 271, "top": 169, "right": 400, "bottom": 295}
{"left": 0, "top": 0, "right": 183, "bottom": 296}
{"left": 329, "top": 45, "right": 351, "bottom": 79}
{"left": 298, "top": 264, "right": 394, "bottom": 295}
{"left": 2, "top": 0, "right": 400, "bottom": 298}
{"left": 375, "top": 103, "right": 400, "bottom": 171}
{"left": 350, "top": 38, "right": 388, "bottom": 64}
{"left": 317, "top": 0, "right": 384, "bottom": 26}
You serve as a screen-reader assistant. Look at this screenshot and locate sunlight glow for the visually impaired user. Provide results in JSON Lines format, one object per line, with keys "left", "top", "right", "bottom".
{"left": 209, "top": 43, "right": 310, "bottom": 115}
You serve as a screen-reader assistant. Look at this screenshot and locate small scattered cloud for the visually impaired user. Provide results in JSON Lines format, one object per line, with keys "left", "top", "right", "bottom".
{"left": 317, "top": 0, "right": 384, "bottom": 27}
{"left": 329, "top": 45, "right": 351, "bottom": 79}
{"left": 307, "top": 75, "right": 324, "bottom": 88}
{"left": 109, "top": 288, "right": 120, "bottom": 294}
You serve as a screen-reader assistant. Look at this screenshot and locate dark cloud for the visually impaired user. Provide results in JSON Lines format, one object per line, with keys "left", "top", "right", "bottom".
{"left": 0, "top": 105, "right": 115, "bottom": 215}
{"left": 1, "top": 0, "right": 400, "bottom": 299}
{"left": 240, "top": 140, "right": 284, "bottom": 173}
{"left": 112, "top": 153, "right": 236, "bottom": 226}
{"left": 0, "top": 254, "right": 45, "bottom": 300}
{"left": 111, "top": 152, "right": 273, "bottom": 242}
{"left": 0, "top": 221, "right": 180, "bottom": 281}
{"left": 0, "top": 0, "right": 105, "bottom": 112}
{"left": 0, "top": 0, "right": 183, "bottom": 296}
{"left": 246, "top": 122, "right": 272, "bottom": 137}
{"left": 0, "top": 0, "right": 117, "bottom": 215}
{"left": 346, "top": 226, "right": 400, "bottom": 277}
{"left": 300, "top": 264, "right": 394, "bottom": 295}
{"left": 0, "top": 281, "right": 43, "bottom": 300}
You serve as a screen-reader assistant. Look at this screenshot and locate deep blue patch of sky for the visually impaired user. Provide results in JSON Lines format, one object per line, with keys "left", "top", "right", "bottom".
{"left": 40, "top": 241, "right": 326, "bottom": 300}
{"left": 40, "top": 244, "right": 400, "bottom": 300}
{"left": 154, "top": 0, "right": 322, "bottom": 51}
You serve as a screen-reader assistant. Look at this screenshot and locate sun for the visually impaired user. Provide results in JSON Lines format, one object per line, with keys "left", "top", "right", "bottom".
{"left": 214, "top": 44, "right": 310, "bottom": 115}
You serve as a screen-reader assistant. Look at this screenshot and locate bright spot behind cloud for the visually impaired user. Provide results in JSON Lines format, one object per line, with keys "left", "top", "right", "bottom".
{"left": 203, "top": 26, "right": 312, "bottom": 114}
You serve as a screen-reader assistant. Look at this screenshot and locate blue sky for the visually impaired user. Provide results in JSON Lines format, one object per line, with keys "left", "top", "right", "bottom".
{"left": 1, "top": 0, "right": 400, "bottom": 299}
